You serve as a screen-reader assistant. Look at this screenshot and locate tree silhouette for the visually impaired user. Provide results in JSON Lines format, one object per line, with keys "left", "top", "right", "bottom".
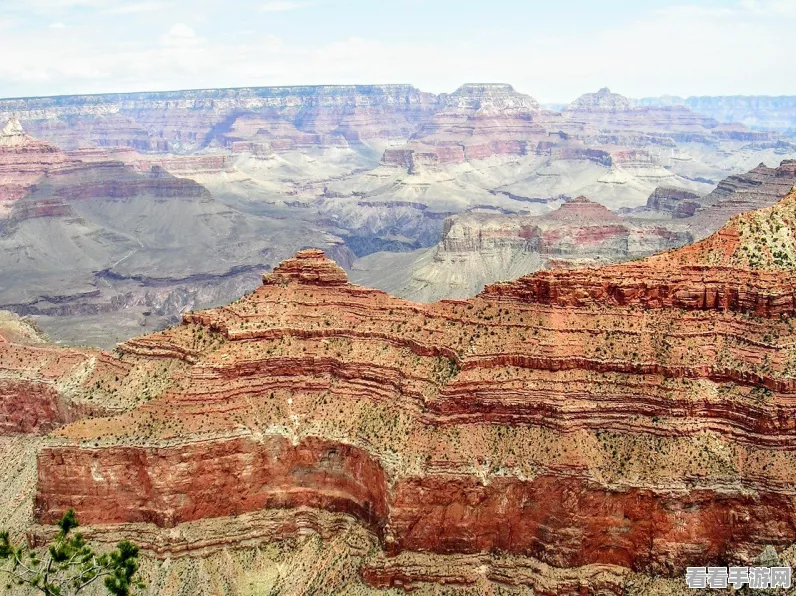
{"left": 0, "top": 509, "right": 144, "bottom": 595}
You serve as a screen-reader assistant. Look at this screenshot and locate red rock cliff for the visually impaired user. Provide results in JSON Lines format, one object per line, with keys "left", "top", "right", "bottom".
{"left": 29, "top": 191, "right": 796, "bottom": 591}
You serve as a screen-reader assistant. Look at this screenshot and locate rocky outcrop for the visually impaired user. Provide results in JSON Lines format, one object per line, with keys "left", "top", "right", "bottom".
{"left": 631, "top": 160, "right": 796, "bottom": 236}
{"left": 351, "top": 196, "right": 692, "bottom": 302}
{"left": 0, "top": 118, "right": 74, "bottom": 218}
{"left": 0, "top": 312, "right": 142, "bottom": 434}
{"left": 27, "top": 192, "right": 796, "bottom": 592}
{"left": 637, "top": 94, "right": 796, "bottom": 132}
{"left": 263, "top": 248, "right": 349, "bottom": 286}
{"left": 642, "top": 186, "right": 702, "bottom": 217}
{"left": 566, "top": 87, "right": 631, "bottom": 111}
{"left": 381, "top": 84, "right": 545, "bottom": 167}
{"left": 0, "top": 85, "right": 440, "bottom": 153}
{"left": 485, "top": 188, "right": 796, "bottom": 317}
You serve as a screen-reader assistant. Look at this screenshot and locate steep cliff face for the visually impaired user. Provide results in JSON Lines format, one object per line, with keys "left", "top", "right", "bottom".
{"left": 0, "top": 124, "right": 351, "bottom": 347}
{"left": 351, "top": 196, "right": 693, "bottom": 302}
{"left": 0, "top": 118, "right": 75, "bottom": 218}
{"left": 26, "top": 198, "right": 796, "bottom": 591}
{"left": 637, "top": 94, "right": 796, "bottom": 132}
{"left": 381, "top": 84, "right": 544, "bottom": 167}
{"left": 0, "top": 85, "right": 439, "bottom": 153}
{"left": 631, "top": 159, "right": 796, "bottom": 234}
{"left": 641, "top": 186, "right": 703, "bottom": 218}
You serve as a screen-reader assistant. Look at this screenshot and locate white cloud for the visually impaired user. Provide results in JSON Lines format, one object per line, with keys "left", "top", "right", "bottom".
{"left": 49, "top": 21, "right": 67, "bottom": 28}
{"left": 259, "top": 1, "right": 314, "bottom": 13}
{"left": 0, "top": 0, "right": 792, "bottom": 101}
{"left": 160, "top": 22, "right": 203, "bottom": 47}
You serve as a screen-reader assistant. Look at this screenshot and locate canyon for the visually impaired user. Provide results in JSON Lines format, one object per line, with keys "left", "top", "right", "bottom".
{"left": 0, "top": 117, "right": 351, "bottom": 347}
{"left": 352, "top": 159, "right": 796, "bottom": 302}
{"left": 637, "top": 94, "right": 796, "bottom": 133}
{"left": 1, "top": 84, "right": 796, "bottom": 347}
{"left": 1, "top": 183, "right": 796, "bottom": 591}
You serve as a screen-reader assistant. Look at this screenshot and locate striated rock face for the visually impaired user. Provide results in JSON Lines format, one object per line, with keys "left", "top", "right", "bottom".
{"left": 0, "top": 85, "right": 440, "bottom": 153}
{"left": 351, "top": 195, "right": 693, "bottom": 302}
{"left": 688, "top": 160, "right": 796, "bottom": 230}
{"left": 643, "top": 186, "right": 702, "bottom": 218}
{"left": 263, "top": 248, "right": 349, "bottom": 286}
{"left": 637, "top": 94, "right": 796, "bottom": 132}
{"left": 381, "top": 83, "right": 544, "bottom": 167}
{"left": 631, "top": 159, "right": 796, "bottom": 235}
{"left": 485, "top": 188, "right": 796, "bottom": 317}
{"left": 28, "top": 190, "right": 796, "bottom": 592}
{"left": 0, "top": 118, "right": 75, "bottom": 217}
{"left": 567, "top": 87, "right": 631, "bottom": 111}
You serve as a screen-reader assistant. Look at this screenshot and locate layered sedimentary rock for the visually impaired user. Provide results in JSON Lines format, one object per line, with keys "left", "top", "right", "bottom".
{"left": 0, "top": 311, "right": 163, "bottom": 435}
{"left": 637, "top": 94, "right": 796, "bottom": 132}
{"left": 382, "top": 84, "right": 545, "bottom": 167}
{"left": 0, "top": 85, "right": 439, "bottom": 153}
{"left": 0, "top": 118, "right": 75, "bottom": 218}
{"left": 563, "top": 87, "right": 760, "bottom": 139}
{"left": 365, "top": 85, "right": 794, "bottom": 220}
{"left": 27, "top": 193, "right": 796, "bottom": 591}
{"left": 638, "top": 186, "right": 702, "bottom": 218}
{"left": 0, "top": 123, "right": 357, "bottom": 346}
{"left": 351, "top": 196, "right": 692, "bottom": 301}
{"left": 4, "top": 84, "right": 796, "bottom": 345}
{"left": 632, "top": 159, "right": 796, "bottom": 233}
{"left": 566, "top": 87, "right": 632, "bottom": 112}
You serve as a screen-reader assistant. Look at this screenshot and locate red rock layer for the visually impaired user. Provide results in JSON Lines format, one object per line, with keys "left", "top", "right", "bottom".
{"left": 438, "top": 196, "right": 691, "bottom": 270}
{"left": 263, "top": 248, "right": 349, "bottom": 286}
{"left": 0, "top": 340, "right": 120, "bottom": 434}
{"left": 30, "top": 191, "right": 796, "bottom": 587}
{"left": 37, "top": 436, "right": 387, "bottom": 531}
{"left": 484, "top": 261, "right": 796, "bottom": 316}
{"left": 0, "top": 119, "right": 75, "bottom": 216}
{"left": 0, "top": 85, "right": 439, "bottom": 152}
{"left": 0, "top": 314, "right": 189, "bottom": 435}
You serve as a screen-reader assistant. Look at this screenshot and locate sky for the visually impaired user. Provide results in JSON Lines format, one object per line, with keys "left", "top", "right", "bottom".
{"left": 0, "top": 0, "right": 793, "bottom": 102}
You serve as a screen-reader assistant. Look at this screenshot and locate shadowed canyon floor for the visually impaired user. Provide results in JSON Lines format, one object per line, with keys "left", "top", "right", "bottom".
{"left": 5, "top": 184, "right": 796, "bottom": 592}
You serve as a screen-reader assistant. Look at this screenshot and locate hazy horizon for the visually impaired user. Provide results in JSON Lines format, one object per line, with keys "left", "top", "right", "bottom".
{"left": 1, "top": 81, "right": 795, "bottom": 104}
{"left": 1, "top": 0, "right": 794, "bottom": 102}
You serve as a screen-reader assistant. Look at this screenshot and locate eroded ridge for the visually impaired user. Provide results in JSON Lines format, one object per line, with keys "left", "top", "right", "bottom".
{"left": 29, "top": 193, "right": 796, "bottom": 588}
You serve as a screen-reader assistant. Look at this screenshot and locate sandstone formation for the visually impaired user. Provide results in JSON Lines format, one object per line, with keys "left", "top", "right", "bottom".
{"left": 3, "top": 83, "right": 796, "bottom": 345}
{"left": 17, "top": 189, "right": 796, "bottom": 591}
{"left": 0, "top": 118, "right": 75, "bottom": 218}
{"left": 0, "top": 122, "right": 350, "bottom": 347}
{"left": 637, "top": 94, "right": 796, "bottom": 133}
{"left": 351, "top": 195, "right": 692, "bottom": 302}
{"left": 632, "top": 159, "right": 796, "bottom": 233}
{"left": 0, "top": 86, "right": 439, "bottom": 153}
